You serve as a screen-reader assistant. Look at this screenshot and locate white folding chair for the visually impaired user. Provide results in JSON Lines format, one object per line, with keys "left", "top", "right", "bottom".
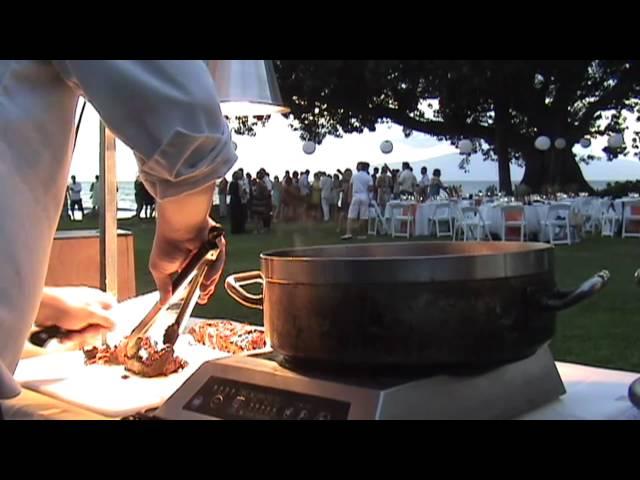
{"left": 541, "top": 203, "right": 572, "bottom": 245}
{"left": 431, "top": 202, "right": 453, "bottom": 238}
{"left": 500, "top": 205, "right": 526, "bottom": 242}
{"left": 367, "top": 207, "right": 379, "bottom": 235}
{"left": 453, "top": 206, "right": 489, "bottom": 241}
{"left": 622, "top": 200, "right": 640, "bottom": 239}
{"left": 582, "top": 199, "right": 603, "bottom": 235}
{"left": 390, "top": 204, "right": 414, "bottom": 239}
{"left": 600, "top": 201, "right": 618, "bottom": 238}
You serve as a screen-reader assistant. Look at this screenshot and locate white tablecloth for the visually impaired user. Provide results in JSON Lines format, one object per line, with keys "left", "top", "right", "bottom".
{"left": 4, "top": 361, "right": 638, "bottom": 420}
{"left": 479, "top": 202, "right": 587, "bottom": 240}
{"left": 384, "top": 201, "right": 418, "bottom": 235}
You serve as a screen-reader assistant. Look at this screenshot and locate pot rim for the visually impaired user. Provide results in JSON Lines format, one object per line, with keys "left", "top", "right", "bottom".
{"left": 259, "top": 241, "right": 555, "bottom": 283}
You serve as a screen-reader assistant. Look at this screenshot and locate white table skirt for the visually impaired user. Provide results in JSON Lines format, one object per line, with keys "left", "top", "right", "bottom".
{"left": 3, "top": 360, "right": 638, "bottom": 420}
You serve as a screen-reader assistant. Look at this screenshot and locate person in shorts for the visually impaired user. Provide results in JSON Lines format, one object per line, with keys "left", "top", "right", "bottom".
{"left": 342, "top": 162, "right": 373, "bottom": 240}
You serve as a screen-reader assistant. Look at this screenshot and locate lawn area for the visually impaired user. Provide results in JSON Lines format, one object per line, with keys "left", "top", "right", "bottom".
{"left": 58, "top": 215, "right": 640, "bottom": 372}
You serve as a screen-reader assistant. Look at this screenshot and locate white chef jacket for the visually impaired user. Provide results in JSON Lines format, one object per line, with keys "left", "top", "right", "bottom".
{"left": 0, "top": 60, "right": 237, "bottom": 399}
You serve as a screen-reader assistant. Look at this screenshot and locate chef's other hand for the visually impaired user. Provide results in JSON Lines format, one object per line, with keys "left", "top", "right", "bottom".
{"left": 149, "top": 182, "right": 224, "bottom": 306}
{"left": 35, "top": 286, "right": 117, "bottom": 346}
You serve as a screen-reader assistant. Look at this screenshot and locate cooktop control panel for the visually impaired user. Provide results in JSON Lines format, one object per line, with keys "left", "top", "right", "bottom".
{"left": 183, "top": 376, "right": 351, "bottom": 420}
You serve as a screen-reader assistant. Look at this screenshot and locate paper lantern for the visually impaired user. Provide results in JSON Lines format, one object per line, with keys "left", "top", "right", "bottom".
{"left": 608, "top": 133, "right": 624, "bottom": 149}
{"left": 554, "top": 138, "right": 567, "bottom": 150}
{"left": 458, "top": 139, "right": 473, "bottom": 154}
{"left": 579, "top": 138, "right": 591, "bottom": 148}
{"left": 302, "top": 141, "right": 316, "bottom": 155}
{"left": 534, "top": 136, "right": 551, "bottom": 151}
{"left": 380, "top": 140, "right": 394, "bottom": 154}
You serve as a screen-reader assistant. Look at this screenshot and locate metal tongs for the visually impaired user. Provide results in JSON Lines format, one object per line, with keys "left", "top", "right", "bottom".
{"left": 30, "top": 225, "right": 225, "bottom": 351}
{"left": 123, "top": 225, "right": 225, "bottom": 357}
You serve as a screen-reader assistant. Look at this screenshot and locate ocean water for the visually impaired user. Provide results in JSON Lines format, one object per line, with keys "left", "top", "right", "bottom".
{"left": 77, "top": 182, "right": 137, "bottom": 218}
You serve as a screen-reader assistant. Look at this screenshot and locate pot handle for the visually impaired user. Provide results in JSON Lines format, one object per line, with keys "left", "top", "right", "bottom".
{"left": 224, "top": 271, "right": 264, "bottom": 310}
{"left": 533, "top": 270, "right": 610, "bottom": 312}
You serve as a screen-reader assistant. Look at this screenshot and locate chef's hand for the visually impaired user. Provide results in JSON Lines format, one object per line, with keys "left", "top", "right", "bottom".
{"left": 35, "top": 287, "right": 117, "bottom": 346}
{"left": 150, "top": 182, "right": 225, "bottom": 306}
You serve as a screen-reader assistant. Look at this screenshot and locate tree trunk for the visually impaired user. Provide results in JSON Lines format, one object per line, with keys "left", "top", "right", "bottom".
{"left": 520, "top": 148, "right": 593, "bottom": 194}
{"left": 494, "top": 96, "right": 514, "bottom": 195}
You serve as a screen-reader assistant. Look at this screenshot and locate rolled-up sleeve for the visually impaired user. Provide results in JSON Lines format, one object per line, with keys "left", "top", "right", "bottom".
{"left": 52, "top": 60, "right": 237, "bottom": 200}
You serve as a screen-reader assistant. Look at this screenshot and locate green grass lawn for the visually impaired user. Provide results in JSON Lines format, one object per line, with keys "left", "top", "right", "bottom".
{"left": 58, "top": 214, "right": 640, "bottom": 372}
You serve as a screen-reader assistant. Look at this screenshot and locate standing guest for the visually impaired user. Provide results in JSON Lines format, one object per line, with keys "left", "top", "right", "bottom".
{"left": 252, "top": 170, "right": 272, "bottom": 233}
{"left": 331, "top": 173, "right": 341, "bottom": 220}
{"left": 342, "top": 162, "right": 373, "bottom": 240}
{"left": 398, "top": 162, "right": 417, "bottom": 198}
{"left": 299, "top": 169, "right": 311, "bottom": 221}
{"left": 228, "top": 170, "right": 245, "bottom": 234}
{"left": 238, "top": 169, "right": 248, "bottom": 224}
{"left": 89, "top": 175, "right": 101, "bottom": 214}
{"left": 262, "top": 169, "right": 273, "bottom": 193}
{"left": 418, "top": 166, "right": 430, "bottom": 201}
{"left": 320, "top": 172, "right": 333, "bottom": 222}
{"left": 245, "top": 172, "right": 253, "bottom": 224}
{"left": 272, "top": 175, "right": 282, "bottom": 221}
{"left": 68, "top": 175, "right": 84, "bottom": 221}
{"left": 282, "top": 176, "right": 301, "bottom": 222}
{"left": 299, "top": 169, "right": 311, "bottom": 197}
{"left": 217, "top": 177, "right": 228, "bottom": 219}
{"left": 134, "top": 175, "right": 145, "bottom": 219}
{"left": 371, "top": 167, "right": 379, "bottom": 202}
{"left": 143, "top": 181, "right": 155, "bottom": 219}
{"left": 428, "top": 169, "right": 447, "bottom": 199}
{"left": 310, "top": 172, "right": 322, "bottom": 221}
{"left": 391, "top": 169, "right": 400, "bottom": 199}
{"left": 376, "top": 165, "right": 393, "bottom": 211}
{"left": 336, "top": 169, "right": 353, "bottom": 234}
{"left": 291, "top": 171, "right": 300, "bottom": 220}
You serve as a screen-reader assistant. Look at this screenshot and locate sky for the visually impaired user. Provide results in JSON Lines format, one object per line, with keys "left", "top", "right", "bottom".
{"left": 70, "top": 100, "right": 640, "bottom": 183}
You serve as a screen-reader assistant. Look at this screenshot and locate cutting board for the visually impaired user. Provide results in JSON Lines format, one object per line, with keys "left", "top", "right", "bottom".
{"left": 15, "top": 292, "right": 235, "bottom": 418}
{"left": 14, "top": 347, "right": 229, "bottom": 418}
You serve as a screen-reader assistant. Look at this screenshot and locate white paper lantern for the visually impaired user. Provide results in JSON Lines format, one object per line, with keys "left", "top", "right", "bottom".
{"left": 554, "top": 138, "right": 567, "bottom": 150}
{"left": 380, "top": 140, "right": 394, "bottom": 154}
{"left": 607, "top": 133, "right": 624, "bottom": 149}
{"left": 534, "top": 136, "right": 551, "bottom": 151}
{"left": 579, "top": 138, "right": 591, "bottom": 148}
{"left": 458, "top": 139, "right": 473, "bottom": 154}
{"left": 534, "top": 74, "right": 545, "bottom": 89}
{"left": 302, "top": 141, "right": 316, "bottom": 155}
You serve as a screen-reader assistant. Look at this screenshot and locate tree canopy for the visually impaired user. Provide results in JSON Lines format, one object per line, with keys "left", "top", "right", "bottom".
{"left": 270, "top": 60, "right": 640, "bottom": 193}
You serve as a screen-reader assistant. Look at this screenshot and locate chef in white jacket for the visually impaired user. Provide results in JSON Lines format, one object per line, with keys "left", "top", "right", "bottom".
{"left": 0, "top": 60, "right": 237, "bottom": 404}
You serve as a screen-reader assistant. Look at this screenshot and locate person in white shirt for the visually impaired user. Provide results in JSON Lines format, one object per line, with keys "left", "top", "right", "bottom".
{"left": 299, "top": 170, "right": 311, "bottom": 196}
{"left": 342, "top": 162, "right": 373, "bottom": 240}
{"left": 376, "top": 166, "right": 393, "bottom": 211}
{"left": 89, "top": 175, "right": 101, "bottom": 214}
{"left": 68, "top": 175, "right": 84, "bottom": 220}
{"left": 320, "top": 172, "right": 333, "bottom": 222}
{"left": 418, "top": 166, "right": 430, "bottom": 201}
{"left": 0, "top": 60, "right": 236, "bottom": 404}
{"left": 398, "top": 162, "right": 418, "bottom": 198}
{"left": 258, "top": 168, "right": 273, "bottom": 193}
